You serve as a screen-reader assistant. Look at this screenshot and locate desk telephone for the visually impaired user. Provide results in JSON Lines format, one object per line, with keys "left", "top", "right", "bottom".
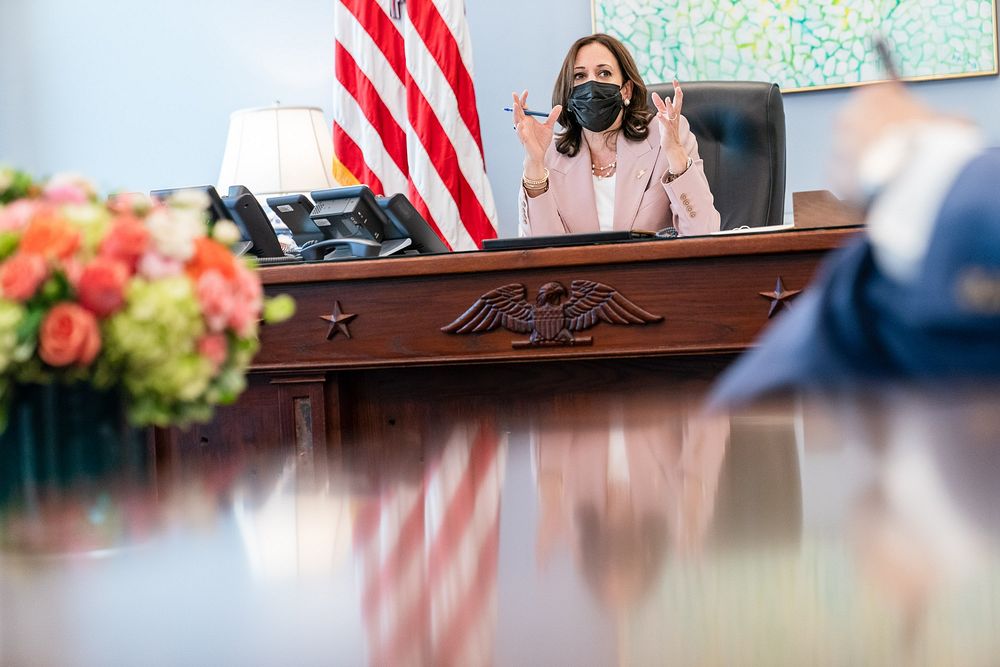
{"left": 228, "top": 185, "right": 409, "bottom": 263}
{"left": 267, "top": 185, "right": 445, "bottom": 260}
{"left": 152, "top": 185, "right": 439, "bottom": 264}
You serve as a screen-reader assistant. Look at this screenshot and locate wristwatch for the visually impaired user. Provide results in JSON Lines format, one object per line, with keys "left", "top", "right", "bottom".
{"left": 666, "top": 156, "right": 694, "bottom": 182}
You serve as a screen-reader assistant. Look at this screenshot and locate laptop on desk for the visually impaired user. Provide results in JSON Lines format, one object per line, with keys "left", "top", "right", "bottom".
{"left": 482, "top": 230, "right": 649, "bottom": 251}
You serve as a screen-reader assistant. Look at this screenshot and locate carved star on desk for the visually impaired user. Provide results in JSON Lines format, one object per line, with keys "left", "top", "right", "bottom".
{"left": 321, "top": 301, "right": 357, "bottom": 340}
{"left": 759, "top": 277, "right": 802, "bottom": 318}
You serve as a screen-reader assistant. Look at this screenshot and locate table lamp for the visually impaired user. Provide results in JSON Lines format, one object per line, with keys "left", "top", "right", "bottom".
{"left": 217, "top": 105, "right": 335, "bottom": 196}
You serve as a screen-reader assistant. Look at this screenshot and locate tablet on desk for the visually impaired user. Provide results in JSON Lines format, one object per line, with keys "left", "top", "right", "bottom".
{"left": 482, "top": 230, "right": 641, "bottom": 251}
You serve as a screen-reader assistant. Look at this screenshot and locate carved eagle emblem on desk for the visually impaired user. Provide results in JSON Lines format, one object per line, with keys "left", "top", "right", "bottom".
{"left": 441, "top": 280, "right": 663, "bottom": 346}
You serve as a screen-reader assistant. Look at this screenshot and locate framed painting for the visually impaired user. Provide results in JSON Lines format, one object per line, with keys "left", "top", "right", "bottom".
{"left": 592, "top": 0, "right": 999, "bottom": 92}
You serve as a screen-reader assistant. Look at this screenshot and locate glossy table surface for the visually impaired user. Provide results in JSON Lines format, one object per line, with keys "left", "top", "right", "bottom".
{"left": 3, "top": 382, "right": 1000, "bottom": 666}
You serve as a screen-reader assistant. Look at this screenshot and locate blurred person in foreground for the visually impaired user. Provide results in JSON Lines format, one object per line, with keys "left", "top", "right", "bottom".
{"left": 710, "top": 81, "right": 1000, "bottom": 406}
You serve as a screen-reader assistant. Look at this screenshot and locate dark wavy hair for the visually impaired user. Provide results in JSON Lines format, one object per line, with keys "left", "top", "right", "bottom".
{"left": 551, "top": 33, "right": 654, "bottom": 157}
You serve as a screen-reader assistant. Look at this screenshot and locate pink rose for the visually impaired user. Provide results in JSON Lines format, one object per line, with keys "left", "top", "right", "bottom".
{"left": 77, "top": 258, "right": 129, "bottom": 317}
{"left": 196, "top": 269, "right": 235, "bottom": 332}
{"left": 228, "top": 266, "right": 263, "bottom": 336}
{"left": 99, "top": 216, "right": 150, "bottom": 271}
{"left": 107, "top": 192, "right": 152, "bottom": 217}
{"left": 0, "top": 253, "right": 47, "bottom": 301}
{"left": 197, "top": 333, "right": 228, "bottom": 372}
{"left": 61, "top": 257, "right": 84, "bottom": 286}
{"left": 39, "top": 303, "right": 101, "bottom": 367}
{"left": 0, "top": 200, "right": 40, "bottom": 232}
{"left": 137, "top": 251, "right": 182, "bottom": 279}
{"left": 42, "top": 185, "right": 89, "bottom": 204}
{"left": 41, "top": 174, "right": 96, "bottom": 204}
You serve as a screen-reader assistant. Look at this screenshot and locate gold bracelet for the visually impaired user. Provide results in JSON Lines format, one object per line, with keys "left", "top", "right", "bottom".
{"left": 522, "top": 168, "right": 550, "bottom": 190}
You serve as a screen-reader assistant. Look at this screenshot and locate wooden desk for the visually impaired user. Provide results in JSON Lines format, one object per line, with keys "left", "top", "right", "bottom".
{"left": 161, "top": 227, "right": 859, "bottom": 451}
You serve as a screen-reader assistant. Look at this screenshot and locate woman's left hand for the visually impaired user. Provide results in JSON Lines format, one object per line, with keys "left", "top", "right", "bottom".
{"left": 652, "top": 79, "right": 691, "bottom": 174}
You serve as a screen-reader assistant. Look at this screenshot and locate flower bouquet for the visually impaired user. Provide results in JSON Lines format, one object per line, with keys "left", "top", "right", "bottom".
{"left": 0, "top": 167, "right": 293, "bottom": 431}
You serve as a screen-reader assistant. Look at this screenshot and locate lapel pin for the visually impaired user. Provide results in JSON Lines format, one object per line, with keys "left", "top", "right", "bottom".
{"left": 636, "top": 169, "right": 646, "bottom": 180}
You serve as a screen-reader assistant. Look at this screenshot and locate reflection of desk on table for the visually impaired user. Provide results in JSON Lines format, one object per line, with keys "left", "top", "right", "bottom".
{"left": 159, "top": 227, "right": 860, "bottom": 451}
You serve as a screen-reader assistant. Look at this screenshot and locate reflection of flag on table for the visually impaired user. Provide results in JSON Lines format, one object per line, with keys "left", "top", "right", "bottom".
{"left": 353, "top": 425, "right": 505, "bottom": 666}
{"left": 333, "top": 0, "right": 498, "bottom": 251}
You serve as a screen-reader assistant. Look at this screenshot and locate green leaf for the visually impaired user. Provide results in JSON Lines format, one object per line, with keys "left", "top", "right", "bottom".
{"left": 262, "top": 294, "right": 296, "bottom": 324}
{"left": 0, "top": 233, "right": 20, "bottom": 260}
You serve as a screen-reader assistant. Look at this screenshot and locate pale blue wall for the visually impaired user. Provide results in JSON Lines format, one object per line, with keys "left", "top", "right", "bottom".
{"left": 2, "top": 0, "right": 1000, "bottom": 236}
{"left": 0, "top": 0, "right": 333, "bottom": 195}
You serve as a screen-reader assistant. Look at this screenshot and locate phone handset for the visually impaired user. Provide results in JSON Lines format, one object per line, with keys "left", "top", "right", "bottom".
{"left": 298, "top": 237, "right": 412, "bottom": 261}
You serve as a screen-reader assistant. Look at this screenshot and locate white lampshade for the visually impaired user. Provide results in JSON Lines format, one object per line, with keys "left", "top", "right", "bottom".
{"left": 217, "top": 105, "right": 335, "bottom": 196}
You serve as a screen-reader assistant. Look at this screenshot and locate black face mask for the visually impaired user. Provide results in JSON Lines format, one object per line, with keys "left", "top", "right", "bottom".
{"left": 567, "top": 81, "right": 624, "bottom": 132}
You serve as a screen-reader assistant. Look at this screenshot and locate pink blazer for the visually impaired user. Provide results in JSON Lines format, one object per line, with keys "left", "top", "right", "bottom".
{"left": 518, "top": 116, "right": 720, "bottom": 236}
{"left": 534, "top": 409, "right": 730, "bottom": 561}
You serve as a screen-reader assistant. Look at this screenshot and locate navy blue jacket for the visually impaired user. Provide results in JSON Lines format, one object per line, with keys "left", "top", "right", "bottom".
{"left": 711, "top": 148, "right": 1000, "bottom": 406}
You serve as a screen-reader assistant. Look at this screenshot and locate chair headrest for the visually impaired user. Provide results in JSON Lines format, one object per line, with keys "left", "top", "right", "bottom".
{"left": 646, "top": 81, "right": 786, "bottom": 229}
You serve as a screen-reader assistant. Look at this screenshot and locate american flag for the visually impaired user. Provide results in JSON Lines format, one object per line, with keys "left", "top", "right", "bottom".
{"left": 353, "top": 424, "right": 506, "bottom": 666}
{"left": 333, "top": 0, "right": 498, "bottom": 251}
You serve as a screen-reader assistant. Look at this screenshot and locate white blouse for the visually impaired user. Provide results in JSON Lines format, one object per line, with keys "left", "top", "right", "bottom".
{"left": 593, "top": 173, "right": 616, "bottom": 232}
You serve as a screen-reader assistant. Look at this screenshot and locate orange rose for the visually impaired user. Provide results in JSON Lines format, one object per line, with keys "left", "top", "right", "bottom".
{"left": 0, "top": 253, "right": 47, "bottom": 301}
{"left": 186, "top": 236, "right": 238, "bottom": 281}
{"left": 19, "top": 212, "right": 80, "bottom": 261}
{"left": 39, "top": 303, "right": 101, "bottom": 367}
{"left": 99, "top": 215, "right": 150, "bottom": 270}
{"left": 77, "top": 257, "right": 129, "bottom": 317}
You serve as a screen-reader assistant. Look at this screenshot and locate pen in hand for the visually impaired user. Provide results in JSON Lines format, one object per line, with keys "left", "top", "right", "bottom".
{"left": 504, "top": 107, "right": 551, "bottom": 118}
{"left": 873, "top": 35, "right": 900, "bottom": 80}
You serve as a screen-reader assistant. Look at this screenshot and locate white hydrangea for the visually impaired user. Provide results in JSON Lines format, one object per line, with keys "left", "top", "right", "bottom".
{"left": 146, "top": 206, "right": 206, "bottom": 262}
{"left": 212, "top": 219, "right": 241, "bottom": 246}
{"left": 167, "top": 188, "right": 210, "bottom": 212}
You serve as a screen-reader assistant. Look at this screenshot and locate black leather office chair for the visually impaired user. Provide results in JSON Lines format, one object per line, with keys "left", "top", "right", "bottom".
{"left": 647, "top": 81, "right": 786, "bottom": 230}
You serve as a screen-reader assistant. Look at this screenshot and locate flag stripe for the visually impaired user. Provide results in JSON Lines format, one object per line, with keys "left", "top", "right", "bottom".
{"left": 358, "top": 486, "right": 429, "bottom": 666}
{"left": 355, "top": 428, "right": 505, "bottom": 667}
{"left": 334, "top": 42, "right": 409, "bottom": 177}
{"left": 428, "top": 431, "right": 499, "bottom": 580}
{"left": 332, "top": 122, "right": 384, "bottom": 195}
{"left": 407, "top": 184, "right": 454, "bottom": 251}
{"left": 333, "top": 0, "right": 497, "bottom": 252}
{"left": 405, "top": 82, "right": 496, "bottom": 247}
{"left": 406, "top": 0, "right": 484, "bottom": 155}
{"left": 334, "top": 1, "right": 408, "bottom": 130}
{"left": 402, "top": 21, "right": 498, "bottom": 246}
{"left": 405, "top": 127, "right": 473, "bottom": 250}
{"left": 333, "top": 80, "right": 409, "bottom": 195}
{"left": 429, "top": 0, "right": 475, "bottom": 65}
{"left": 437, "top": 509, "right": 500, "bottom": 665}
{"left": 339, "top": 0, "right": 406, "bottom": 83}
{"left": 362, "top": 486, "right": 425, "bottom": 616}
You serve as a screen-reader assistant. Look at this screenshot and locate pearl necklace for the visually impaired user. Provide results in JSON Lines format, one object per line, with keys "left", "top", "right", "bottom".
{"left": 592, "top": 161, "right": 617, "bottom": 178}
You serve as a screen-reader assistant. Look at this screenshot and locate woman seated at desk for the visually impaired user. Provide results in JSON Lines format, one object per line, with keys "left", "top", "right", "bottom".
{"left": 513, "top": 33, "right": 721, "bottom": 237}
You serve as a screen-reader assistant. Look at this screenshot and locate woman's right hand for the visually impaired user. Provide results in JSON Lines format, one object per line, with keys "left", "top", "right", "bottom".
{"left": 512, "top": 90, "right": 562, "bottom": 172}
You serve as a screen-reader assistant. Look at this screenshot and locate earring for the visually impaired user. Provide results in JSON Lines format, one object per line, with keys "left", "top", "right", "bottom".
{"left": 624, "top": 98, "right": 630, "bottom": 107}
